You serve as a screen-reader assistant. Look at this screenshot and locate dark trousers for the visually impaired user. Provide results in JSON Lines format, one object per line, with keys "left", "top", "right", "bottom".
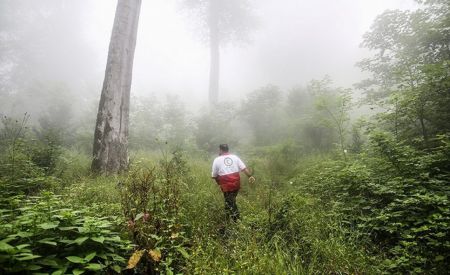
{"left": 224, "top": 190, "right": 240, "bottom": 221}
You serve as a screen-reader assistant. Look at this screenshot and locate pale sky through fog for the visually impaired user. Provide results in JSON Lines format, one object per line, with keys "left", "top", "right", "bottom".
{"left": 84, "top": 0, "right": 417, "bottom": 105}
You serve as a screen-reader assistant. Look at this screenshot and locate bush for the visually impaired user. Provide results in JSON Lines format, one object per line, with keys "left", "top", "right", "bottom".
{"left": 0, "top": 114, "right": 63, "bottom": 175}
{"left": 120, "top": 151, "right": 191, "bottom": 274}
{"left": 0, "top": 115, "right": 62, "bottom": 197}
{"left": 0, "top": 192, "right": 131, "bottom": 274}
{"left": 248, "top": 141, "right": 304, "bottom": 181}
{"left": 295, "top": 132, "right": 450, "bottom": 273}
{"left": 266, "top": 194, "right": 379, "bottom": 274}
{"left": 30, "top": 127, "right": 62, "bottom": 175}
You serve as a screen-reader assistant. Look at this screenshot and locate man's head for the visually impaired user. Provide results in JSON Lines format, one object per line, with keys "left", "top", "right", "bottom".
{"left": 219, "top": 144, "right": 229, "bottom": 154}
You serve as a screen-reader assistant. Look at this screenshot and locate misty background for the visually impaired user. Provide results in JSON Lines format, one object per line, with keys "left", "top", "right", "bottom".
{"left": 1, "top": 0, "right": 416, "bottom": 104}
{"left": 0, "top": 0, "right": 418, "bottom": 153}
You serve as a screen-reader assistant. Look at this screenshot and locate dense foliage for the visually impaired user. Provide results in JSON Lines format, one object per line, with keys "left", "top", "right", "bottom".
{"left": 295, "top": 133, "right": 450, "bottom": 273}
{"left": 120, "top": 152, "right": 191, "bottom": 274}
{"left": 0, "top": 193, "right": 130, "bottom": 274}
{"left": 0, "top": 0, "right": 448, "bottom": 274}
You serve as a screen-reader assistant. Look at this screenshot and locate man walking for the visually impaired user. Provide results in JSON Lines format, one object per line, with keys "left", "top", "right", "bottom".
{"left": 211, "top": 144, "right": 255, "bottom": 221}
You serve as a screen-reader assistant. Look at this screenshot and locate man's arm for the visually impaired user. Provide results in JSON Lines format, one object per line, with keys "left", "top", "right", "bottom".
{"left": 242, "top": 167, "right": 256, "bottom": 184}
{"left": 242, "top": 167, "right": 252, "bottom": 177}
{"left": 211, "top": 159, "right": 220, "bottom": 184}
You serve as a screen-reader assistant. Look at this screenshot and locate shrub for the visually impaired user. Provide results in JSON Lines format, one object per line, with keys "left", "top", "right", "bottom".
{"left": 120, "top": 151, "right": 191, "bottom": 274}
{"left": 30, "top": 127, "right": 62, "bottom": 175}
{"left": 0, "top": 115, "right": 61, "bottom": 197}
{"left": 295, "top": 132, "right": 450, "bottom": 273}
{"left": 0, "top": 192, "right": 131, "bottom": 274}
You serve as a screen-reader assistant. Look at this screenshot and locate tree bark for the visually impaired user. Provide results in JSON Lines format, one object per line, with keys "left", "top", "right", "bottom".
{"left": 208, "top": 0, "right": 220, "bottom": 105}
{"left": 91, "top": 0, "right": 141, "bottom": 174}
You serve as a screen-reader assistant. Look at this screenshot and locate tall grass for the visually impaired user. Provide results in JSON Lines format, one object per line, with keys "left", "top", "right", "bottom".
{"left": 53, "top": 149, "right": 381, "bottom": 273}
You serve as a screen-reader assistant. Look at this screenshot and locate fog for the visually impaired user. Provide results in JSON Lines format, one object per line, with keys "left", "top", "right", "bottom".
{"left": 126, "top": 0, "right": 415, "bottom": 102}
{"left": 1, "top": 0, "right": 416, "bottom": 118}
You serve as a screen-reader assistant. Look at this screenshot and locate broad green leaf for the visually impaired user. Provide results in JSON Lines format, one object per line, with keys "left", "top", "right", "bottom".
{"left": 85, "top": 263, "right": 103, "bottom": 271}
{"left": 96, "top": 222, "right": 112, "bottom": 228}
{"left": 16, "top": 244, "right": 31, "bottom": 250}
{"left": 39, "top": 258, "right": 59, "bottom": 267}
{"left": 97, "top": 253, "right": 107, "bottom": 260}
{"left": 38, "top": 222, "right": 59, "bottom": 230}
{"left": 73, "top": 237, "right": 89, "bottom": 245}
{"left": 84, "top": 252, "right": 96, "bottom": 262}
{"left": 38, "top": 240, "right": 57, "bottom": 246}
{"left": 19, "top": 219, "right": 33, "bottom": 225}
{"left": 91, "top": 236, "right": 105, "bottom": 243}
{"left": 3, "top": 235, "right": 17, "bottom": 242}
{"left": 17, "top": 231, "right": 33, "bottom": 238}
{"left": 25, "top": 264, "right": 42, "bottom": 270}
{"left": 66, "top": 256, "right": 85, "bottom": 264}
{"left": 59, "top": 239, "right": 75, "bottom": 244}
{"left": 77, "top": 227, "right": 86, "bottom": 233}
{"left": 72, "top": 268, "right": 85, "bottom": 275}
{"left": 112, "top": 265, "right": 122, "bottom": 273}
{"left": 105, "top": 236, "right": 121, "bottom": 242}
{"left": 17, "top": 254, "right": 41, "bottom": 261}
{"left": 58, "top": 226, "right": 77, "bottom": 231}
{"left": 109, "top": 253, "right": 126, "bottom": 262}
{"left": 0, "top": 242, "right": 14, "bottom": 251}
{"left": 2, "top": 237, "right": 16, "bottom": 243}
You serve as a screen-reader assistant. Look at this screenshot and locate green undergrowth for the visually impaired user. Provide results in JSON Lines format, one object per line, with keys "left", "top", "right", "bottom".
{"left": 1, "top": 146, "right": 388, "bottom": 274}
{"left": 293, "top": 133, "right": 450, "bottom": 273}
{"left": 180, "top": 157, "right": 381, "bottom": 274}
{"left": 0, "top": 192, "right": 131, "bottom": 274}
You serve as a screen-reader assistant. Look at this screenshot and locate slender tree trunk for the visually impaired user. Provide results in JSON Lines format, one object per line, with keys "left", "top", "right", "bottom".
{"left": 393, "top": 97, "right": 399, "bottom": 142}
{"left": 208, "top": 0, "right": 220, "bottom": 105}
{"left": 91, "top": 0, "right": 141, "bottom": 174}
{"left": 418, "top": 106, "right": 429, "bottom": 148}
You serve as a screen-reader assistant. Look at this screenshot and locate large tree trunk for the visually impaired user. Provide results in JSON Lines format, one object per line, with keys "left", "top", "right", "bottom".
{"left": 208, "top": 0, "right": 220, "bottom": 105}
{"left": 91, "top": 0, "right": 141, "bottom": 174}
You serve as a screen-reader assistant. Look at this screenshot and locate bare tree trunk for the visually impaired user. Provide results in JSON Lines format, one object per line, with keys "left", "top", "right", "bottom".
{"left": 418, "top": 106, "right": 429, "bottom": 148}
{"left": 91, "top": 0, "right": 141, "bottom": 174}
{"left": 208, "top": 0, "right": 220, "bottom": 105}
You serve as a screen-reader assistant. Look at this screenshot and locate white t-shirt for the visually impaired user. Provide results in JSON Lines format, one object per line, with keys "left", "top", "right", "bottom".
{"left": 211, "top": 154, "right": 247, "bottom": 178}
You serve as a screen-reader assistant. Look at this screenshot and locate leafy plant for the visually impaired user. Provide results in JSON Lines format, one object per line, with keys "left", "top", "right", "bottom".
{"left": 120, "top": 151, "right": 191, "bottom": 274}
{"left": 0, "top": 192, "right": 131, "bottom": 274}
{"left": 0, "top": 115, "right": 59, "bottom": 198}
{"left": 295, "top": 132, "right": 450, "bottom": 273}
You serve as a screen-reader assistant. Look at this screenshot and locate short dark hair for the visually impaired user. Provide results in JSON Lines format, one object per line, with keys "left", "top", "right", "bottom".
{"left": 219, "top": 144, "right": 229, "bottom": 152}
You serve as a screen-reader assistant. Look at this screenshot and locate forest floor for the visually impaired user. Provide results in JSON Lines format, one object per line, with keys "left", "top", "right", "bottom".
{"left": 55, "top": 149, "right": 382, "bottom": 274}
{"left": 4, "top": 144, "right": 448, "bottom": 274}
